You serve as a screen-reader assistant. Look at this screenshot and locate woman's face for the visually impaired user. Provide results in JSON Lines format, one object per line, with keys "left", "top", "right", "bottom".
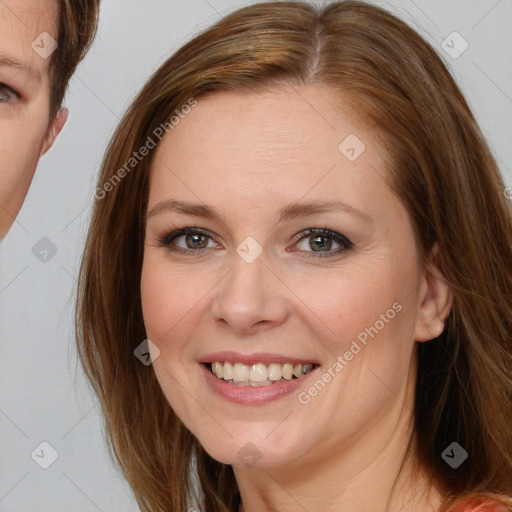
{"left": 141, "top": 84, "right": 436, "bottom": 471}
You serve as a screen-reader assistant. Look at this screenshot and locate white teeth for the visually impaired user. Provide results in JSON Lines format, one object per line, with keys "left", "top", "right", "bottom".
{"left": 282, "top": 363, "right": 293, "bottom": 380}
{"left": 268, "top": 363, "right": 282, "bottom": 381}
{"left": 233, "top": 362, "right": 249, "bottom": 382}
{"left": 249, "top": 364, "right": 268, "bottom": 382}
{"left": 209, "top": 361, "right": 315, "bottom": 386}
{"left": 222, "top": 361, "right": 234, "bottom": 380}
{"left": 213, "top": 361, "right": 223, "bottom": 377}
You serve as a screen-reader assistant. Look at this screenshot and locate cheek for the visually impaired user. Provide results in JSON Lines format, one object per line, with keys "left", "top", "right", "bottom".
{"left": 0, "top": 110, "right": 48, "bottom": 208}
{"left": 140, "top": 255, "right": 205, "bottom": 350}
{"left": 286, "top": 260, "right": 406, "bottom": 353}
{"left": 290, "top": 255, "right": 419, "bottom": 409}
{"left": 289, "top": 267, "right": 417, "bottom": 436}
{"left": 140, "top": 256, "right": 208, "bottom": 432}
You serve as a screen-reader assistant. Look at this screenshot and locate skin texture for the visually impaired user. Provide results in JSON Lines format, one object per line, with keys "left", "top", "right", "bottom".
{"left": 0, "top": 0, "right": 67, "bottom": 239}
{"left": 141, "top": 84, "right": 453, "bottom": 512}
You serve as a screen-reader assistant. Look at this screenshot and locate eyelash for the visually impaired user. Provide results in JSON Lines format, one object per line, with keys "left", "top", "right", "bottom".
{"left": 157, "top": 225, "right": 353, "bottom": 259}
{"left": 0, "top": 83, "right": 21, "bottom": 102}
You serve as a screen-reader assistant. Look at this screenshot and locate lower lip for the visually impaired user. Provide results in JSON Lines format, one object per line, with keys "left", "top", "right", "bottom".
{"left": 201, "top": 364, "right": 319, "bottom": 405}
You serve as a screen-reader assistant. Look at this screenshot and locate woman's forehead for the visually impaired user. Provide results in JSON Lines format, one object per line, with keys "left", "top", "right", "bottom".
{"left": 150, "top": 85, "right": 375, "bottom": 178}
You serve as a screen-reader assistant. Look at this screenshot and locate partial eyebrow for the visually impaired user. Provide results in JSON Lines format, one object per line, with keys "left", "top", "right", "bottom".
{"left": 146, "top": 199, "right": 373, "bottom": 225}
{"left": 0, "top": 55, "right": 41, "bottom": 80}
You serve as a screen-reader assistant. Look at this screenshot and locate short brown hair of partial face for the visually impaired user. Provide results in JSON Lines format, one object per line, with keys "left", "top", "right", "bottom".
{"left": 49, "top": 0, "right": 100, "bottom": 122}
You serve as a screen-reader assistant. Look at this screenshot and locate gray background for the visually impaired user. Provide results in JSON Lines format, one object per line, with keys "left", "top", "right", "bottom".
{"left": 1, "top": 0, "right": 511, "bottom": 510}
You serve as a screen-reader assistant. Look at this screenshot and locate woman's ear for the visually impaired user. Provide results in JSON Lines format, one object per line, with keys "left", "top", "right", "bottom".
{"left": 40, "top": 108, "right": 69, "bottom": 156}
{"left": 414, "top": 242, "right": 454, "bottom": 342}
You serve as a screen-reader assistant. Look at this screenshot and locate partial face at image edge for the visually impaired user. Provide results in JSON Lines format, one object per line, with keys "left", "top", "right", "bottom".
{"left": 0, "top": 0, "right": 67, "bottom": 240}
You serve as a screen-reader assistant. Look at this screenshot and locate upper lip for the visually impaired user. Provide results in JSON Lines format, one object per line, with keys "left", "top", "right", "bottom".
{"left": 198, "top": 351, "right": 320, "bottom": 366}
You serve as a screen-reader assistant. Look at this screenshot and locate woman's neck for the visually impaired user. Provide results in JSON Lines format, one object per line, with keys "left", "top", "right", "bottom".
{"left": 233, "top": 405, "right": 444, "bottom": 512}
{"left": 236, "top": 452, "right": 444, "bottom": 512}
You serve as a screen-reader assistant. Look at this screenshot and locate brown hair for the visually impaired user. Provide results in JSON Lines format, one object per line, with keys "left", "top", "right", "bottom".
{"left": 48, "top": 0, "right": 101, "bottom": 122}
{"left": 75, "top": 2, "right": 512, "bottom": 511}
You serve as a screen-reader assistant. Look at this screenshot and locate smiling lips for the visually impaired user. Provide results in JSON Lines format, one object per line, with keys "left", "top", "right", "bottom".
{"left": 199, "top": 351, "right": 320, "bottom": 403}
{"left": 209, "top": 361, "right": 316, "bottom": 386}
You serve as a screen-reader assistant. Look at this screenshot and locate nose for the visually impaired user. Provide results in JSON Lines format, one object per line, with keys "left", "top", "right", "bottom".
{"left": 211, "top": 249, "right": 290, "bottom": 335}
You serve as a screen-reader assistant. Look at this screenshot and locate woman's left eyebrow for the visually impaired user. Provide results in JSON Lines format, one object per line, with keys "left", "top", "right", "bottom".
{"left": 146, "top": 198, "right": 373, "bottom": 226}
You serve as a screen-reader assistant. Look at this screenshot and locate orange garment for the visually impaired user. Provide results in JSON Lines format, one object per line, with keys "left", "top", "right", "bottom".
{"left": 447, "top": 496, "right": 511, "bottom": 512}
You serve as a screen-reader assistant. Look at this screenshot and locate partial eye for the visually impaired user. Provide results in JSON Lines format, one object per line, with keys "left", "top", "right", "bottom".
{"left": 0, "top": 83, "right": 20, "bottom": 103}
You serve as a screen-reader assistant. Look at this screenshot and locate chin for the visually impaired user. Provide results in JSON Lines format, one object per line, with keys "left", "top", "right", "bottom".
{"left": 198, "top": 434, "right": 301, "bottom": 470}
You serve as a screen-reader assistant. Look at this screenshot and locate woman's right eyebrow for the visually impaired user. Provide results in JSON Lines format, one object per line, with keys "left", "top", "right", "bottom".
{"left": 146, "top": 198, "right": 373, "bottom": 226}
{"left": 0, "top": 54, "right": 40, "bottom": 80}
